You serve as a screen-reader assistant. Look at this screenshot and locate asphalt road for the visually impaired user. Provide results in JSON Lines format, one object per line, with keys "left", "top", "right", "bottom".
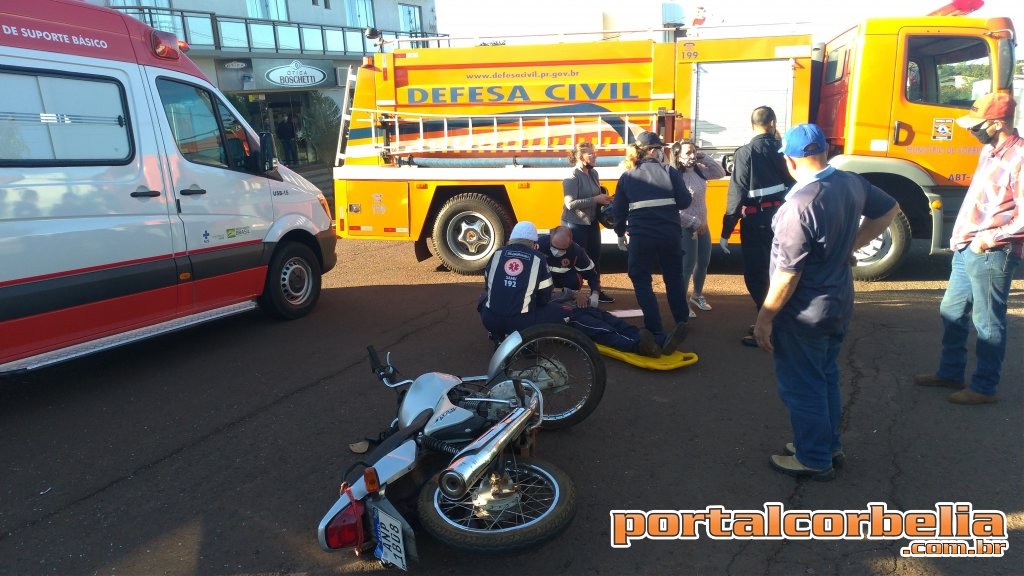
{"left": 1, "top": 240, "right": 1021, "bottom": 576}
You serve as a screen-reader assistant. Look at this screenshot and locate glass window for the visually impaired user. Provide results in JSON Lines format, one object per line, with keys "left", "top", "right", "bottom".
{"left": 824, "top": 45, "right": 846, "bottom": 85}
{"left": 219, "top": 20, "right": 249, "bottom": 49}
{"left": 346, "top": 0, "right": 374, "bottom": 28}
{"left": 302, "top": 26, "right": 324, "bottom": 51}
{"left": 905, "top": 36, "right": 990, "bottom": 108}
{"left": 399, "top": 4, "right": 422, "bottom": 33}
{"left": 277, "top": 25, "right": 301, "bottom": 50}
{"left": 246, "top": 0, "right": 288, "bottom": 21}
{"left": 0, "top": 71, "right": 132, "bottom": 165}
{"left": 156, "top": 80, "right": 224, "bottom": 167}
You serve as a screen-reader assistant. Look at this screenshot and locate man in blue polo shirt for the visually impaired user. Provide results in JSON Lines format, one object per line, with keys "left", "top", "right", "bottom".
{"left": 753, "top": 124, "right": 898, "bottom": 481}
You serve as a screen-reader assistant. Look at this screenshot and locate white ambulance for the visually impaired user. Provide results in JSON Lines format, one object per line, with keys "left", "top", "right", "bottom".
{"left": 0, "top": 0, "right": 337, "bottom": 374}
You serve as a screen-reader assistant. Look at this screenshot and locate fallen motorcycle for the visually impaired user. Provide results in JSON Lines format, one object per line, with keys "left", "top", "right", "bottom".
{"left": 318, "top": 324, "right": 605, "bottom": 569}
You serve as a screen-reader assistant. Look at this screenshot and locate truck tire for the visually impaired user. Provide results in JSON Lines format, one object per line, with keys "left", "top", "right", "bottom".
{"left": 431, "top": 193, "right": 513, "bottom": 275}
{"left": 259, "top": 242, "right": 322, "bottom": 319}
{"left": 852, "top": 210, "right": 911, "bottom": 281}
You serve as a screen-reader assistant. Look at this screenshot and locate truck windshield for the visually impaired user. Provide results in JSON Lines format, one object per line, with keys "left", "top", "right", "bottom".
{"left": 905, "top": 35, "right": 990, "bottom": 109}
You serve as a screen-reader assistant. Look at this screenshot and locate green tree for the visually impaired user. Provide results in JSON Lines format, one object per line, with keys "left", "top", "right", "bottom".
{"left": 302, "top": 91, "right": 342, "bottom": 165}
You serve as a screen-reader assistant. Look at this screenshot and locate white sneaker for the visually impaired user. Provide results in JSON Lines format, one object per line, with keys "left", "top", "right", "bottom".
{"left": 689, "top": 294, "right": 712, "bottom": 311}
{"left": 688, "top": 307, "right": 696, "bottom": 318}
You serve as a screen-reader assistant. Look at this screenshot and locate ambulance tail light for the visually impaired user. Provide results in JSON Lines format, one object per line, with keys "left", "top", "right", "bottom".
{"left": 151, "top": 30, "right": 182, "bottom": 60}
{"left": 928, "top": 0, "right": 984, "bottom": 16}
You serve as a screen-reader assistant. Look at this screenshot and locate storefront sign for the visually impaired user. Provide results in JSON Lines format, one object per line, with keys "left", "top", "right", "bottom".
{"left": 216, "top": 58, "right": 337, "bottom": 92}
{"left": 264, "top": 60, "right": 328, "bottom": 87}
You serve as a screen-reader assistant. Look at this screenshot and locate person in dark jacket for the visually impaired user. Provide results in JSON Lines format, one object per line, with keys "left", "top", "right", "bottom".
{"left": 611, "top": 131, "right": 692, "bottom": 355}
{"left": 719, "top": 106, "right": 796, "bottom": 347}
{"left": 538, "top": 226, "right": 600, "bottom": 307}
{"left": 480, "top": 222, "right": 660, "bottom": 357}
{"left": 276, "top": 113, "right": 298, "bottom": 165}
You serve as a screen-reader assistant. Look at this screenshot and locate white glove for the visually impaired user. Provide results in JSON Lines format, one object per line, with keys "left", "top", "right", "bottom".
{"left": 588, "top": 292, "right": 599, "bottom": 307}
{"left": 718, "top": 237, "right": 731, "bottom": 255}
{"left": 617, "top": 236, "right": 629, "bottom": 252}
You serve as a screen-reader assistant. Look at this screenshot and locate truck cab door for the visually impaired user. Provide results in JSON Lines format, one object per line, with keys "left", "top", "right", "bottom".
{"left": 887, "top": 27, "right": 994, "bottom": 187}
{"left": 147, "top": 71, "right": 274, "bottom": 311}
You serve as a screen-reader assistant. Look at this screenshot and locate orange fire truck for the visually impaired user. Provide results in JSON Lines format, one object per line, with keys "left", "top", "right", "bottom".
{"left": 332, "top": 1, "right": 1017, "bottom": 279}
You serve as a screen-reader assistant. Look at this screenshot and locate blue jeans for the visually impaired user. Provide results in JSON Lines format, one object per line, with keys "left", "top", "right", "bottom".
{"left": 681, "top": 227, "right": 711, "bottom": 300}
{"left": 773, "top": 325, "right": 847, "bottom": 470}
{"left": 937, "top": 247, "right": 1020, "bottom": 395}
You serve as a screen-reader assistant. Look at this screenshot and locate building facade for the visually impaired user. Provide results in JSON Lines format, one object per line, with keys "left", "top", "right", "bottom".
{"left": 90, "top": 0, "right": 439, "bottom": 165}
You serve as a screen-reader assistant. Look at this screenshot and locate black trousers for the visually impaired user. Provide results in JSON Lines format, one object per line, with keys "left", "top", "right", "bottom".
{"left": 739, "top": 208, "right": 776, "bottom": 310}
{"left": 567, "top": 222, "right": 602, "bottom": 278}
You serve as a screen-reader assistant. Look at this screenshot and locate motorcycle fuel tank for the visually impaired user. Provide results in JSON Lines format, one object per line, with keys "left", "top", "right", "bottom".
{"left": 398, "top": 372, "right": 475, "bottom": 434}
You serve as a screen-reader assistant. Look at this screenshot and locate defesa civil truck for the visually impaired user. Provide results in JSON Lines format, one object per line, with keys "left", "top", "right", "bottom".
{"left": 331, "top": 0, "right": 1016, "bottom": 281}
{"left": 0, "top": 0, "right": 337, "bottom": 374}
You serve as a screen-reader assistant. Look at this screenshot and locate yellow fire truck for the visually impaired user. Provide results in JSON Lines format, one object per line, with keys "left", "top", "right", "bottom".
{"left": 333, "top": 2, "right": 1016, "bottom": 279}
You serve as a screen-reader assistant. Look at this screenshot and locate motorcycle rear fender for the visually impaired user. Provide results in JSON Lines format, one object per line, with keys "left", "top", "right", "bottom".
{"left": 487, "top": 331, "right": 524, "bottom": 380}
{"left": 317, "top": 439, "right": 418, "bottom": 551}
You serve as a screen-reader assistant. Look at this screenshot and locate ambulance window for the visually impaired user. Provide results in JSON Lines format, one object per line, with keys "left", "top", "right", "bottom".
{"left": 155, "top": 79, "right": 229, "bottom": 168}
{"left": 905, "top": 36, "right": 990, "bottom": 109}
{"left": 217, "top": 101, "right": 254, "bottom": 171}
{"left": 0, "top": 70, "right": 132, "bottom": 165}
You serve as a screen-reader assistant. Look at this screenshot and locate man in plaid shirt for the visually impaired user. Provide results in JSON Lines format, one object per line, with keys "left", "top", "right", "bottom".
{"left": 914, "top": 93, "right": 1023, "bottom": 404}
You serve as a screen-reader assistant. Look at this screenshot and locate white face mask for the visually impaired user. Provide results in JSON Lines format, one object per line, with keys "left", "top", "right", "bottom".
{"left": 550, "top": 247, "right": 567, "bottom": 257}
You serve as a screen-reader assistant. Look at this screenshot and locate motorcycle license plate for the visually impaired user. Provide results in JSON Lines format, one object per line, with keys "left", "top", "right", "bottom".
{"left": 372, "top": 507, "right": 407, "bottom": 571}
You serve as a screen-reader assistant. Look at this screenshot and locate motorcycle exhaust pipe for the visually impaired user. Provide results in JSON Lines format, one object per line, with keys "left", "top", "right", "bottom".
{"left": 438, "top": 394, "right": 538, "bottom": 500}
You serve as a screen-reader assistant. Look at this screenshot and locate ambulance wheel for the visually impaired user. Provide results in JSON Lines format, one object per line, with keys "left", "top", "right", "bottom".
{"left": 852, "top": 210, "right": 911, "bottom": 281}
{"left": 432, "top": 193, "right": 513, "bottom": 275}
{"left": 260, "top": 242, "right": 322, "bottom": 319}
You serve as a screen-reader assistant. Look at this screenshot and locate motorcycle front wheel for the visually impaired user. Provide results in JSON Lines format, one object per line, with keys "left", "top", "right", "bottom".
{"left": 500, "top": 323, "right": 606, "bottom": 430}
{"left": 416, "top": 458, "right": 576, "bottom": 554}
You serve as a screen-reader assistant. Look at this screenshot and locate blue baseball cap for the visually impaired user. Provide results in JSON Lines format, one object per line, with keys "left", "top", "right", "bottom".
{"left": 778, "top": 123, "right": 827, "bottom": 158}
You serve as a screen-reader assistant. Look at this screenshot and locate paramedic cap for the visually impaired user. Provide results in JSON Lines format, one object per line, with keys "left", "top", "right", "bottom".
{"left": 955, "top": 93, "right": 1016, "bottom": 128}
{"left": 636, "top": 131, "right": 666, "bottom": 147}
{"left": 778, "top": 123, "right": 827, "bottom": 158}
{"left": 509, "top": 221, "right": 538, "bottom": 242}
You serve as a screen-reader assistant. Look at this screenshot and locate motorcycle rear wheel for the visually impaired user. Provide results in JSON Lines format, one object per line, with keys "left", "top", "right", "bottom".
{"left": 499, "top": 323, "right": 606, "bottom": 430}
{"left": 416, "top": 458, "right": 576, "bottom": 554}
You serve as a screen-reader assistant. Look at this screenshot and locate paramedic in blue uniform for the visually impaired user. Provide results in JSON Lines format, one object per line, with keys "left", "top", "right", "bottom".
{"left": 611, "top": 131, "right": 692, "bottom": 355}
{"left": 480, "top": 221, "right": 661, "bottom": 357}
{"left": 537, "top": 226, "right": 600, "bottom": 307}
{"left": 719, "top": 106, "right": 796, "bottom": 347}
{"left": 479, "top": 221, "right": 568, "bottom": 337}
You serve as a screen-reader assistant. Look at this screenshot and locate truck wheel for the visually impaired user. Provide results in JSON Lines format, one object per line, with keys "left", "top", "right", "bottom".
{"left": 259, "top": 242, "right": 322, "bottom": 319}
{"left": 431, "top": 193, "right": 513, "bottom": 275}
{"left": 852, "top": 210, "right": 911, "bottom": 281}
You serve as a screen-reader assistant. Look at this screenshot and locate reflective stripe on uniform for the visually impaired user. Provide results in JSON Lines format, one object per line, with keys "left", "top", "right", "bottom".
{"left": 748, "top": 183, "right": 786, "bottom": 198}
{"left": 628, "top": 198, "right": 677, "bottom": 211}
{"left": 520, "top": 258, "right": 545, "bottom": 313}
{"left": 484, "top": 255, "right": 502, "bottom": 309}
{"left": 549, "top": 265, "right": 571, "bottom": 273}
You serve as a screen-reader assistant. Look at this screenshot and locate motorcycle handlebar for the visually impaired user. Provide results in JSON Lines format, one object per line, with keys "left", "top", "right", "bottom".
{"left": 367, "top": 345, "right": 397, "bottom": 385}
{"left": 367, "top": 345, "right": 384, "bottom": 373}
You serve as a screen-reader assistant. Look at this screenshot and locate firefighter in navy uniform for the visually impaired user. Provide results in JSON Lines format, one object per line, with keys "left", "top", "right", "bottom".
{"left": 537, "top": 226, "right": 601, "bottom": 307}
{"left": 611, "top": 131, "right": 692, "bottom": 355}
{"left": 719, "top": 106, "right": 796, "bottom": 347}
{"left": 479, "top": 221, "right": 661, "bottom": 357}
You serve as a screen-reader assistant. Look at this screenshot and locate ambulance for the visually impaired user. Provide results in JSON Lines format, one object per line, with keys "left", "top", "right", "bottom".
{"left": 331, "top": 0, "right": 1016, "bottom": 280}
{"left": 0, "top": 0, "right": 337, "bottom": 374}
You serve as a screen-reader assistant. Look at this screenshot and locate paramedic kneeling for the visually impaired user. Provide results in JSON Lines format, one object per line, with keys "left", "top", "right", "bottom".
{"left": 479, "top": 221, "right": 661, "bottom": 357}
{"left": 478, "top": 221, "right": 570, "bottom": 337}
